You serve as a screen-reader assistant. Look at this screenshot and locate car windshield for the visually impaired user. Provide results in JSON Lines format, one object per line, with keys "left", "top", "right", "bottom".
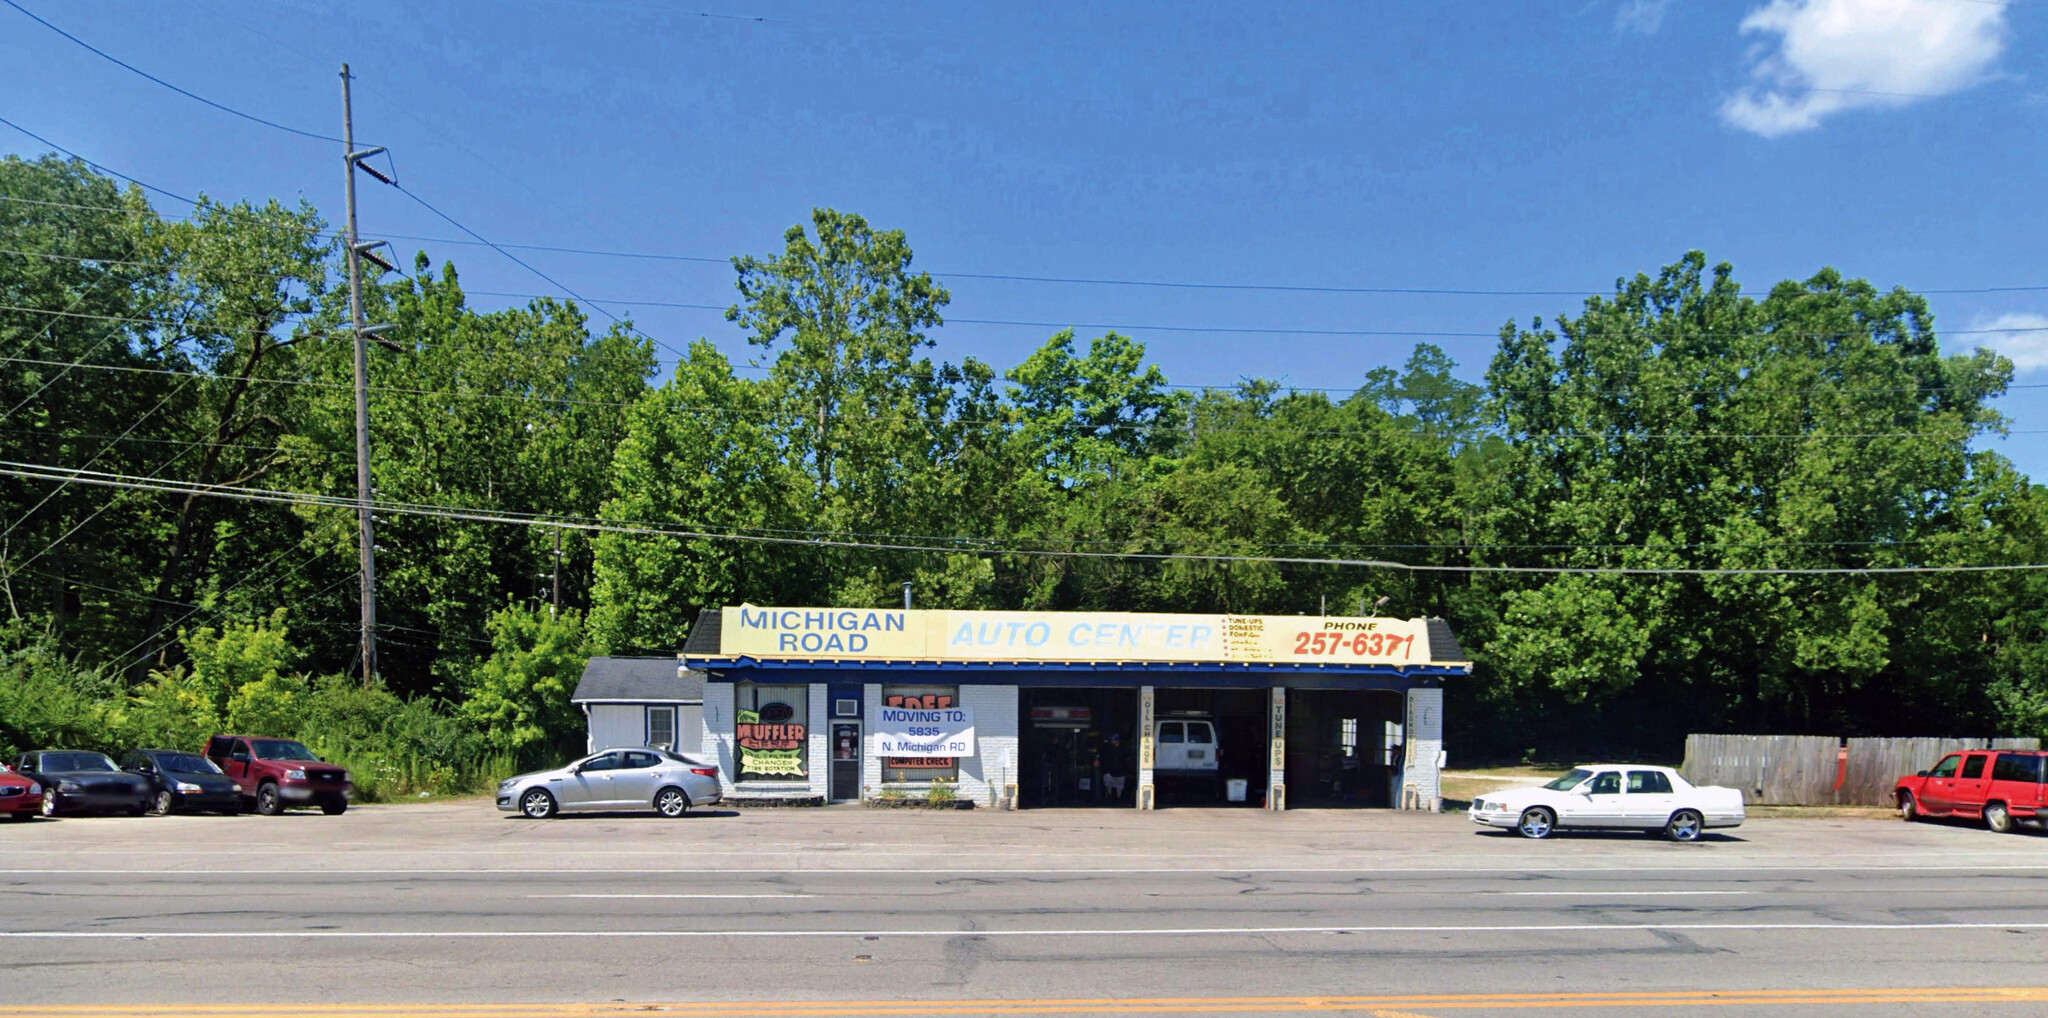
{"left": 1542, "top": 768, "right": 1593, "bottom": 791}
{"left": 249, "top": 739, "right": 318, "bottom": 761}
{"left": 157, "top": 753, "right": 221, "bottom": 774}
{"left": 44, "top": 752, "right": 118, "bottom": 772}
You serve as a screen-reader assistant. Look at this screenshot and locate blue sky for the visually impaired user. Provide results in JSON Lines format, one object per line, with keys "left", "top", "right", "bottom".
{"left": 5, "top": 0, "right": 2045, "bottom": 476}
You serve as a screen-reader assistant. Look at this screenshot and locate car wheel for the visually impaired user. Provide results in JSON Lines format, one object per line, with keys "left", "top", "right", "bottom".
{"left": 1985, "top": 802, "right": 2014, "bottom": 834}
{"left": 1516, "top": 807, "right": 1555, "bottom": 839}
{"left": 1665, "top": 809, "right": 1705, "bottom": 842}
{"left": 1899, "top": 792, "right": 1920, "bottom": 822}
{"left": 519, "top": 788, "right": 558, "bottom": 819}
{"left": 40, "top": 789, "right": 59, "bottom": 818}
{"left": 655, "top": 787, "right": 690, "bottom": 818}
{"left": 320, "top": 798, "right": 347, "bottom": 816}
{"left": 255, "top": 782, "right": 283, "bottom": 816}
{"left": 153, "top": 791, "right": 176, "bottom": 816}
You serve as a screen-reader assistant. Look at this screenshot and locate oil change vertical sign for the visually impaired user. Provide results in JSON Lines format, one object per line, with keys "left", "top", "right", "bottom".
{"left": 875, "top": 705, "right": 976, "bottom": 757}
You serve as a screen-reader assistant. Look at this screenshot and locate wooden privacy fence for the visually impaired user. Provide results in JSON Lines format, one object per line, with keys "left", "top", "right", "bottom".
{"left": 1679, "top": 734, "right": 2042, "bottom": 806}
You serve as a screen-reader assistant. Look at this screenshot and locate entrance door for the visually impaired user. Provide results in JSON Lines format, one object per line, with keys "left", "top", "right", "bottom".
{"left": 831, "top": 722, "right": 862, "bottom": 801}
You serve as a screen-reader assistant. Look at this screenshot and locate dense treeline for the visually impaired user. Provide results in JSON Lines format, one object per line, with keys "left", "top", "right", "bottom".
{"left": 2, "top": 155, "right": 2043, "bottom": 782}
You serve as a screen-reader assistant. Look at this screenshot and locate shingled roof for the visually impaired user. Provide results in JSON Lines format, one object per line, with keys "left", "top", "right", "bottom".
{"left": 1425, "top": 617, "right": 1469, "bottom": 664}
{"left": 570, "top": 656, "right": 705, "bottom": 703}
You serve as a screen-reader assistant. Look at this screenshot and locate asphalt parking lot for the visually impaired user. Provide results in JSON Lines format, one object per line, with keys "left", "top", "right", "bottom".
{"left": 2, "top": 802, "right": 2045, "bottom": 1016}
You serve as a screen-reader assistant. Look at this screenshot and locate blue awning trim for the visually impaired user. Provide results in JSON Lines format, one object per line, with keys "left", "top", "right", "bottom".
{"left": 688, "top": 655, "right": 1474, "bottom": 688}
{"left": 689, "top": 655, "right": 1462, "bottom": 672}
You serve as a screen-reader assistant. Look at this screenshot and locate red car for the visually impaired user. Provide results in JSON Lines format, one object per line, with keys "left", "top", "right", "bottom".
{"left": 1895, "top": 749, "right": 2048, "bottom": 833}
{"left": 0, "top": 763, "right": 39, "bottom": 821}
{"left": 203, "top": 735, "right": 353, "bottom": 815}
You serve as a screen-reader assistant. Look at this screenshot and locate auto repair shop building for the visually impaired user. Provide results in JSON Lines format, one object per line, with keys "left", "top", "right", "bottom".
{"left": 679, "top": 606, "right": 1471, "bottom": 810}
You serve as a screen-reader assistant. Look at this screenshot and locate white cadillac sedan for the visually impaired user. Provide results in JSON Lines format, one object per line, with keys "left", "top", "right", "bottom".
{"left": 1469, "top": 765, "right": 1744, "bottom": 841}
{"left": 496, "top": 748, "right": 722, "bottom": 818}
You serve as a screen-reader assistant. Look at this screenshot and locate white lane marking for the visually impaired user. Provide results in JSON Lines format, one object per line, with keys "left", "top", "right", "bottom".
{"left": 1499, "top": 890, "right": 1753, "bottom": 896}
{"left": 2, "top": 921, "right": 2046, "bottom": 939}
{"left": 525, "top": 894, "right": 813, "bottom": 899}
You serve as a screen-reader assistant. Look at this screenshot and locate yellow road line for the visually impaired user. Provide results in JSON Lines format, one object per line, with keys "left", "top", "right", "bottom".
{"left": 6, "top": 987, "right": 2048, "bottom": 1016}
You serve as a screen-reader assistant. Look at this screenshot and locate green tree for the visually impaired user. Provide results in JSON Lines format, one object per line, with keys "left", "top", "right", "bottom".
{"left": 460, "top": 602, "right": 587, "bottom": 756}
{"left": 1473, "top": 252, "right": 2020, "bottom": 754}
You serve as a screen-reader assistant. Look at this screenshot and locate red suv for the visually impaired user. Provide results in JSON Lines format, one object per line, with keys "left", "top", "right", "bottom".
{"left": 1895, "top": 749, "right": 2047, "bottom": 833}
{"left": 204, "top": 736, "right": 353, "bottom": 815}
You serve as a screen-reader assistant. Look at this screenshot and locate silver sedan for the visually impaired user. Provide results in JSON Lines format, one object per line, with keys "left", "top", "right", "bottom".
{"left": 496, "top": 748, "right": 723, "bottom": 818}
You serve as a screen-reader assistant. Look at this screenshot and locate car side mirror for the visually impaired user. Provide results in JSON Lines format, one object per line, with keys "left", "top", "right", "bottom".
{"left": 1917, "top": 770, "right": 1928, "bottom": 777}
{"left": 567, "top": 764, "right": 581, "bottom": 775}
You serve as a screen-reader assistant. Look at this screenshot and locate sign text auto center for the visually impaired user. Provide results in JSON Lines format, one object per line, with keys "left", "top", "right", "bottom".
{"left": 725, "top": 606, "right": 1427, "bottom": 665}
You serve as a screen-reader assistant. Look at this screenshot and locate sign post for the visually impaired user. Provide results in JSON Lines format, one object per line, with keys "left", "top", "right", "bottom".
{"left": 1138, "top": 685, "right": 1156, "bottom": 811}
{"left": 1267, "top": 687, "right": 1287, "bottom": 811}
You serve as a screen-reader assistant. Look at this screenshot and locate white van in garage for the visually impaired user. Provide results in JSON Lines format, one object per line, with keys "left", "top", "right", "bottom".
{"left": 1154, "top": 715, "right": 1220, "bottom": 775}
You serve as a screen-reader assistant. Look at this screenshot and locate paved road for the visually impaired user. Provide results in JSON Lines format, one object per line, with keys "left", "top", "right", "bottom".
{"left": 2, "top": 803, "right": 2045, "bottom": 1016}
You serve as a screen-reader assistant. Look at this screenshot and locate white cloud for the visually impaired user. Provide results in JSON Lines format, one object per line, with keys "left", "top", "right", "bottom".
{"left": 1973, "top": 312, "right": 2048, "bottom": 372}
{"left": 1721, "top": 0, "right": 2010, "bottom": 137}
{"left": 1615, "top": 0, "right": 1673, "bottom": 34}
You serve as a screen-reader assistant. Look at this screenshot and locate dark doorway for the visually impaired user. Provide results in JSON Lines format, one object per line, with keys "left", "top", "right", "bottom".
{"left": 830, "top": 721, "right": 861, "bottom": 801}
{"left": 1019, "top": 688, "right": 1138, "bottom": 807}
{"left": 1154, "top": 688, "right": 1269, "bottom": 807}
{"left": 1286, "top": 689, "right": 1407, "bottom": 807}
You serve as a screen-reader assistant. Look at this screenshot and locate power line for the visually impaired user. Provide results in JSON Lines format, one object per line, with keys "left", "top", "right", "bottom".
{"left": 0, "top": 116, "right": 197, "bottom": 206}
{"left": 12, "top": 274, "right": 2045, "bottom": 348}
{"left": 14, "top": 445, "right": 2027, "bottom": 556}
{"left": 1, "top": 0, "right": 347, "bottom": 144}
{"left": 8, "top": 353, "right": 2036, "bottom": 442}
{"left": 11, "top": 195, "right": 2048, "bottom": 303}
{"left": 2, "top": 461, "right": 2043, "bottom": 576}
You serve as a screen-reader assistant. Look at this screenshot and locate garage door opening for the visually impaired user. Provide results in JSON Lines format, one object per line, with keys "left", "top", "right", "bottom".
{"left": 1019, "top": 688, "right": 1138, "bottom": 808}
{"left": 1153, "top": 688, "right": 1269, "bottom": 807}
{"left": 1286, "top": 689, "right": 1407, "bottom": 807}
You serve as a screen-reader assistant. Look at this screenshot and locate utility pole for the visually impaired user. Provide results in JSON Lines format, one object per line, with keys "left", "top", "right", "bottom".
{"left": 340, "top": 64, "right": 396, "bottom": 686}
{"left": 551, "top": 527, "right": 562, "bottom": 615}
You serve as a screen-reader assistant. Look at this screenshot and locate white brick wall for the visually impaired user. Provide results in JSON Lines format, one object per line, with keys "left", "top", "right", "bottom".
{"left": 861, "top": 683, "right": 883, "bottom": 794}
{"left": 806, "top": 683, "right": 830, "bottom": 799}
{"left": 701, "top": 682, "right": 738, "bottom": 796}
{"left": 957, "top": 684, "right": 1019, "bottom": 808}
{"left": 1405, "top": 686, "right": 1444, "bottom": 811}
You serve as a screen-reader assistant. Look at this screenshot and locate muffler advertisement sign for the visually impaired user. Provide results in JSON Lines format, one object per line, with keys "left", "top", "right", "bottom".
{"left": 875, "top": 706, "right": 976, "bottom": 758}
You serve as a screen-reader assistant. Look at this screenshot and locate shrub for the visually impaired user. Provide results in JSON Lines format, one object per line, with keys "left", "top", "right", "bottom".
{"left": 0, "top": 621, "right": 118, "bottom": 756}
{"left": 460, "top": 603, "right": 586, "bottom": 758}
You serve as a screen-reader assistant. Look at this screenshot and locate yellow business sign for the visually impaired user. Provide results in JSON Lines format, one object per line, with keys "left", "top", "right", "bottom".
{"left": 712, "top": 606, "right": 1451, "bottom": 666}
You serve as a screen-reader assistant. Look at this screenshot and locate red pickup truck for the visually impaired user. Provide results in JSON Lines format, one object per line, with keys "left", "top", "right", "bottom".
{"left": 204, "top": 735, "right": 353, "bottom": 815}
{"left": 1895, "top": 749, "right": 2047, "bottom": 833}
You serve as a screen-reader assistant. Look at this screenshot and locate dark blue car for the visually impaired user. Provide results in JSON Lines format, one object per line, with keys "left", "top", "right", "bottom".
{"left": 120, "top": 749, "right": 243, "bottom": 815}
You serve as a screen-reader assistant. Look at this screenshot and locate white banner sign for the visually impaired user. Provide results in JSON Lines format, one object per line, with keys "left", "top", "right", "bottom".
{"left": 874, "top": 706, "right": 976, "bottom": 758}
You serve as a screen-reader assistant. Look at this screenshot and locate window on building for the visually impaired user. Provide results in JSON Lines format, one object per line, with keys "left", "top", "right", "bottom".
{"left": 882, "top": 684, "right": 959, "bottom": 783}
{"left": 736, "top": 682, "right": 809, "bottom": 782}
{"left": 646, "top": 706, "right": 677, "bottom": 750}
{"left": 1340, "top": 718, "right": 1357, "bottom": 758}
